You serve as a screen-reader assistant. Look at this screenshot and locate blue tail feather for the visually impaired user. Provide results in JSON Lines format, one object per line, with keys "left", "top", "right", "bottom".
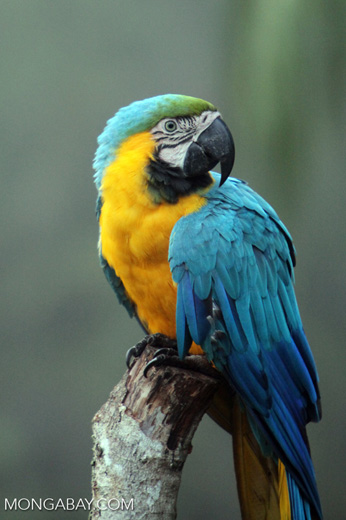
{"left": 286, "top": 470, "right": 320, "bottom": 520}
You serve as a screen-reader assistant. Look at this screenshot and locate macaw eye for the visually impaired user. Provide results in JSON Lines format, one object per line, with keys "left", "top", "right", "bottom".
{"left": 164, "top": 120, "right": 177, "bottom": 132}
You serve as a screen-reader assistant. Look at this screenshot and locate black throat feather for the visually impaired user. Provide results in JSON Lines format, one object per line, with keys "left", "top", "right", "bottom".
{"left": 147, "top": 155, "right": 213, "bottom": 204}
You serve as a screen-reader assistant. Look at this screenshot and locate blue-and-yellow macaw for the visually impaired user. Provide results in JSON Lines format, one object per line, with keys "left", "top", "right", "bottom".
{"left": 94, "top": 94, "right": 322, "bottom": 520}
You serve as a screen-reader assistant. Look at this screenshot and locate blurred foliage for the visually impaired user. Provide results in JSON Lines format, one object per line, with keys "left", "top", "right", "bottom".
{"left": 1, "top": 1, "right": 345, "bottom": 519}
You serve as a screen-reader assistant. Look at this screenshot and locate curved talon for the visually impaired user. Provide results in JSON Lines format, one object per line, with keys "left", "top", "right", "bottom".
{"left": 144, "top": 355, "right": 167, "bottom": 378}
{"left": 144, "top": 346, "right": 181, "bottom": 377}
{"left": 126, "top": 338, "right": 147, "bottom": 368}
{"left": 125, "top": 346, "right": 136, "bottom": 368}
{"left": 144, "top": 347, "right": 192, "bottom": 377}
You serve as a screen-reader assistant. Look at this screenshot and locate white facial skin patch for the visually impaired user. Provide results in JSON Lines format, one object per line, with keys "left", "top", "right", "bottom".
{"left": 150, "top": 110, "right": 221, "bottom": 170}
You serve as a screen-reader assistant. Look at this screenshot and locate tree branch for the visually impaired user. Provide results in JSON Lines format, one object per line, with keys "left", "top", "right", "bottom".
{"left": 89, "top": 345, "right": 222, "bottom": 519}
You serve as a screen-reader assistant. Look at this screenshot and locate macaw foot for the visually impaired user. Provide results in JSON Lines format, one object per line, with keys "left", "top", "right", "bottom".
{"left": 126, "top": 333, "right": 177, "bottom": 369}
{"left": 144, "top": 347, "right": 222, "bottom": 381}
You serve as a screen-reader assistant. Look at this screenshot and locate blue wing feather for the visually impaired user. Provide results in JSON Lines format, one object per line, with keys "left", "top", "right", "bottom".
{"left": 176, "top": 282, "right": 192, "bottom": 358}
{"left": 177, "top": 271, "right": 212, "bottom": 357}
{"left": 169, "top": 174, "right": 322, "bottom": 519}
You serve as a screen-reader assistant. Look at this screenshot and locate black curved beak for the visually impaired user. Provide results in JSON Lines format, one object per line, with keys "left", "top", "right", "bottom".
{"left": 183, "top": 117, "right": 235, "bottom": 186}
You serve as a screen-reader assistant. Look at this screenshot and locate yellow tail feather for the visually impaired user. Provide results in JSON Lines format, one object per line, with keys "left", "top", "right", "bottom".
{"left": 208, "top": 390, "right": 291, "bottom": 520}
{"left": 278, "top": 460, "right": 291, "bottom": 520}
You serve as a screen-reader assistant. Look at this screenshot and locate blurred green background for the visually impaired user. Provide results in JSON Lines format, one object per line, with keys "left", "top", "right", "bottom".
{"left": 1, "top": 1, "right": 345, "bottom": 518}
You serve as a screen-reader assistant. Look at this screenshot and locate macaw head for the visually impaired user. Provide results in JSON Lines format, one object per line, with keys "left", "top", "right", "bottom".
{"left": 94, "top": 94, "right": 235, "bottom": 202}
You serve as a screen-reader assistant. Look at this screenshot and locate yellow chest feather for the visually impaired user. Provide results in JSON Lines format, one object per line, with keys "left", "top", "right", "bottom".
{"left": 99, "top": 132, "right": 206, "bottom": 339}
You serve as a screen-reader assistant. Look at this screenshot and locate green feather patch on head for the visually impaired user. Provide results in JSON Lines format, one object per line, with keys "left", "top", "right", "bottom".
{"left": 93, "top": 94, "right": 217, "bottom": 188}
{"left": 148, "top": 95, "right": 216, "bottom": 125}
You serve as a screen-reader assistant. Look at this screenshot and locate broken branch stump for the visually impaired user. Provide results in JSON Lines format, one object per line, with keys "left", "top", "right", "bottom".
{"left": 90, "top": 345, "right": 222, "bottom": 519}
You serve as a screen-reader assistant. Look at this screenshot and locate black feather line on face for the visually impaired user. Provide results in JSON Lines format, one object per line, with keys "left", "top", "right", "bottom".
{"left": 147, "top": 154, "right": 213, "bottom": 204}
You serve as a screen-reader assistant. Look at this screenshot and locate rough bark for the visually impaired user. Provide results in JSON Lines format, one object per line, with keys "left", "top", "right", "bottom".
{"left": 90, "top": 345, "right": 222, "bottom": 519}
